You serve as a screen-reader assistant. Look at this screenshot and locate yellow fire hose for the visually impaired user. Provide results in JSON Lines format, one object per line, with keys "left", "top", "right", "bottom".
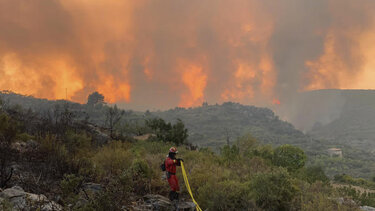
{"left": 180, "top": 161, "right": 203, "bottom": 211}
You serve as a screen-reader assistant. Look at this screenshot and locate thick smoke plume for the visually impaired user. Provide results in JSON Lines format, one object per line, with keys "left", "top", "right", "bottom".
{"left": 0, "top": 0, "right": 375, "bottom": 110}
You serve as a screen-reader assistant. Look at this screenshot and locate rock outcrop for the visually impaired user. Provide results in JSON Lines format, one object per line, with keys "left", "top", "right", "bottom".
{"left": 361, "top": 206, "right": 375, "bottom": 211}
{"left": 0, "top": 186, "right": 62, "bottom": 211}
{"left": 131, "top": 194, "right": 196, "bottom": 211}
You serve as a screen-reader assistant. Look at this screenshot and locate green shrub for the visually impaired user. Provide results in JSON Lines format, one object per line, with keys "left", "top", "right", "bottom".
{"left": 125, "top": 159, "right": 152, "bottom": 195}
{"left": 250, "top": 168, "right": 298, "bottom": 211}
{"left": 236, "top": 135, "right": 258, "bottom": 155}
{"left": 334, "top": 174, "right": 375, "bottom": 189}
{"left": 300, "top": 166, "right": 329, "bottom": 184}
{"left": 197, "top": 180, "right": 255, "bottom": 210}
{"left": 337, "top": 186, "right": 375, "bottom": 207}
{"left": 0, "top": 198, "right": 13, "bottom": 211}
{"left": 16, "top": 132, "right": 34, "bottom": 142}
{"left": 273, "top": 144, "right": 306, "bottom": 172}
{"left": 129, "top": 159, "right": 152, "bottom": 179}
{"left": 220, "top": 144, "right": 240, "bottom": 165}
{"left": 64, "top": 131, "right": 92, "bottom": 158}
{"left": 248, "top": 145, "right": 274, "bottom": 162}
{"left": 83, "top": 174, "right": 132, "bottom": 211}
{"left": 92, "top": 142, "right": 133, "bottom": 179}
{"left": 60, "top": 174, "right": 83, "bottom": 195}
{"left": 39, "top": 135, "right": 70, "bottom": 175}
{"left": 60, "top": 174, "right": 83, "bottom": 205}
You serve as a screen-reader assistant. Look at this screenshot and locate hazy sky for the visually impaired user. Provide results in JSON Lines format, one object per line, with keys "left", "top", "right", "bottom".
{"left": 0, "top": 0, "right": 374, "bottom": 110}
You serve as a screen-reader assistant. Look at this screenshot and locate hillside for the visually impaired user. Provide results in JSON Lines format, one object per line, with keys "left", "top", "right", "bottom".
{"left": 279, "top": 89, "right": 375, "bottom": 153}
{"left": 0, "top": 98, "right": 374, "bottom": 210}
{"left": 2, "top": 91, "right": 375, "bottom": 178}
{"left": 0, "top": 91, "right": 319, "bottom": 151}
{"left": 308, "top": 90, "right": 375, "bottom": 140}
{"left": 154, "top": 102, "right": 313, "bottom": 149}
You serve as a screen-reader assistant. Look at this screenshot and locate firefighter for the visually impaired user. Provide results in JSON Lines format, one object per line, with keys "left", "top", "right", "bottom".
{"left": 165, "top": 147, "right": 183, "bottom": 201}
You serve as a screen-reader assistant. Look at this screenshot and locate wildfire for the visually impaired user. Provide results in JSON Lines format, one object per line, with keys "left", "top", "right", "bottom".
{"left": 304, "top": 1, "right": 375, "bottom": 91}
{"left": 0, "top": 0, "right": 374, "bottom": 108}
{"left": 179, "top": 65, "right": 207, "bottom": 107}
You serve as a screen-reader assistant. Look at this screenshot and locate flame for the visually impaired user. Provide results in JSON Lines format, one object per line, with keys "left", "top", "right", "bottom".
{"left": 221, "top": 55, "right": 276, "bottom": 103}
{"left": 305, "top": 26, "right": 375, "bottom": 90}
{"left": 179, "top": 64, "right": 207, "bottom": 107}
{"left": 97, "top": 75, "right": 131, "bottom": 103}
{"left": 0, "top": 53, "right": 83, "bottom": 100}
{"left": 143, "top": 57, "right": 153, "bottom": 80}
{"left": 304, "top": 3, "right": 375, "bottom": 91}
{"left": 221, "top": 61, "right": 256, "bottom": 101}
{"left": 304, "top": 32, "right": 354, "bottom": 90}
{"left": 351, "top": 27, "right": 375, "bottom": 89}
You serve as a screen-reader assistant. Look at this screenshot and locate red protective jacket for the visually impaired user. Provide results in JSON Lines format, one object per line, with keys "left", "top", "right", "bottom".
{"left": 165, "top": 157, "right": 180, "bottom": 191}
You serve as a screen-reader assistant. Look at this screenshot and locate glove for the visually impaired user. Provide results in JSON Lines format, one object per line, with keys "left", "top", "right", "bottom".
{"left": 177, "top": 158, "right": 184, "bottom": 163}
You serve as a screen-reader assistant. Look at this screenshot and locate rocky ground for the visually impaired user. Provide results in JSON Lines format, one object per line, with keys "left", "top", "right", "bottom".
{"left": 0, "top": 188, "right": 196, "bottom": 211}
{"left": 0, "top": 186, "right": 62, "bottom": 211}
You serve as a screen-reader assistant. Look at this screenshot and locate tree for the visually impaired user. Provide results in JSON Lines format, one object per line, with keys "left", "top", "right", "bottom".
{"left": 170, "top": 119, "right": 188, "bottom": 145}
{"left": 146, "top": 118, "right": 172, "bottom": 142}
{"left": 146, "top": 118, "right": 188, "bottom": 145}
{"left": 273, "top": 144, "right": 306, "bottom": 172}
{"left": 105, "top": 105, "right": 124, "bottom": 139}
{"left": 87, "top": 92, "right": 105, "bottom": 106}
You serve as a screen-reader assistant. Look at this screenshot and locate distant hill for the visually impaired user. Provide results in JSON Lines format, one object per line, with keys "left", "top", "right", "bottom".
{"left": 154, "top": 102, "right": 315, "bottom": 149}
{"left": 278, "top": 89, "right": 375, "bottom": 153}
{"left": 0, "top": 90, "right": 142, "bottom": 127}
{"left": 0, "top": 91, "right": 317, "bottom": 150}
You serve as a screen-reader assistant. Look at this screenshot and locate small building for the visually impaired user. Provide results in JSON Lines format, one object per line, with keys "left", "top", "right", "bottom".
{"left": 328, "top": 148, "right": 343, "bottom": 158}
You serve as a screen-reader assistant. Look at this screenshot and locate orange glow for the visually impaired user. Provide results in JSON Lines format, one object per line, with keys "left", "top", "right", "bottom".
{"left": 304, "top": 32, "right": 352, "bottom": 90}
{"left": 304, "top": 3, "right": 375, "bottom": 91}
{"left": 0, "top": 53, "right": 83, "bottom": 101}
{"left": 273, "top": 99, "right": 281, "bottom": 105}
{"left": 221, "top": 61, "right": 256, "bottom": 101}
{"left": 96, "top": 73, "right": 131, "bottom": 103}
{"left": 219, "top": 7, "right": 276, "bottom": 104}
{"left": 179, "top": 65, "right": 207, "bottom": 107}
{"left": 221, "top": 55, "right": 276, "bottom": 103}
{"left": 305, "top": 25, "right": 375, "bottom": 90}
{"left": 143, "top": 57, "right": 153, "bottom": 80}
{"left": 350, "top": 27, "right": 375, "bottom": 89}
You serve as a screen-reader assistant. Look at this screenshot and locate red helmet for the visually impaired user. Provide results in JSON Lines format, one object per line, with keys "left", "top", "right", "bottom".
{"left": 169, "top": 147, "right": 178, "bottom": 153}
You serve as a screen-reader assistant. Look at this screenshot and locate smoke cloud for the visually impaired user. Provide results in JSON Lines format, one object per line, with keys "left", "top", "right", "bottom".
{"left": 0, "top": 0, "right": 375, "bottom": 110}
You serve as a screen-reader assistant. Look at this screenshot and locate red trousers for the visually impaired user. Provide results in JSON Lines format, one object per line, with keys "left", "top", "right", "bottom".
{"left": 167, "top": 174, "right": 180, "bottom": 191}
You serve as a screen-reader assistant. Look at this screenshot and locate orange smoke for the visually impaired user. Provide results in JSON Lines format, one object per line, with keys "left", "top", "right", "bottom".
{"left": 221, "top": 56, "right": 276, "bottom": 104}
{"left": 304, "top": 32, "right": 358, "bottom": 90}
{"left": 0, "top": 53, "right": 83, "bottom": 101}
{"left": 97, "top": 76, "right": 131, "bottom": 103}
{"left": 1, "top": 0, "right": 375, "bottom": 109}
{"left": 305, "top": 27, "right": 375, "bottom": 90}
{"left": 179, "top": 65, "right": 207, "bottom": 107}
{"left": 304, "top": 2, "right": 375, "bottom": 91}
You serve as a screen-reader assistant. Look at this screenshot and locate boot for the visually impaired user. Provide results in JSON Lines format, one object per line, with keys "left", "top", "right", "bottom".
{"left": 174, "top": 192, "right": 179, "bottom": 201}
{"left": 169, "top": 191, "right": 176, "bottom": 201}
